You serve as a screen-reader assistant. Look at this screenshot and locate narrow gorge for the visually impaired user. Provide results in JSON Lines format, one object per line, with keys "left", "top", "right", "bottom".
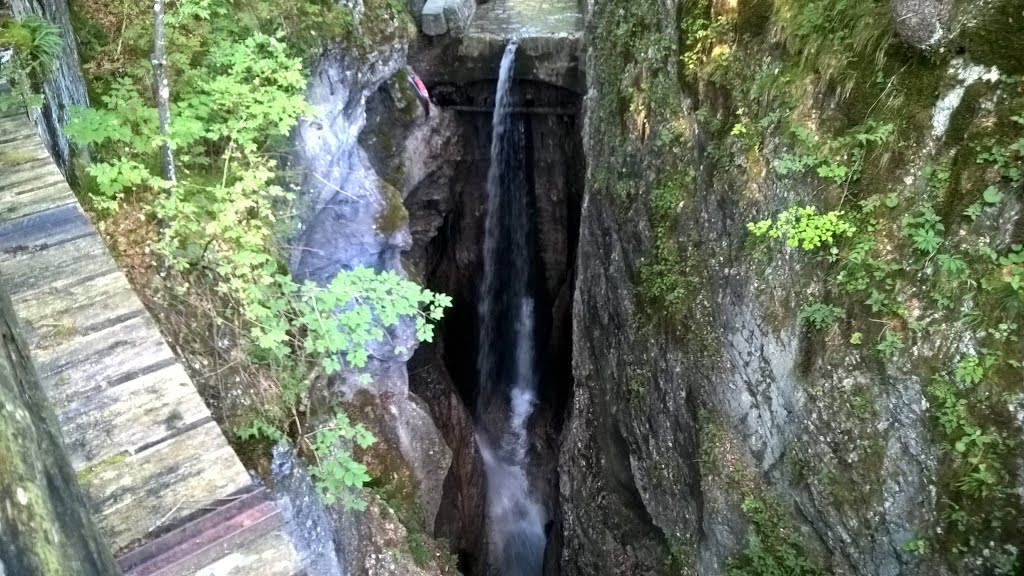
{"left": 2, "top": 0, "right": 1023, "bottom": 575}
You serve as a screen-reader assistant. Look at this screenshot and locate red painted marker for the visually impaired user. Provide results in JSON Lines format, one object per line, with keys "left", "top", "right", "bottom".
{"left": 408, "top": 72, "right": 431, "bottom": 118}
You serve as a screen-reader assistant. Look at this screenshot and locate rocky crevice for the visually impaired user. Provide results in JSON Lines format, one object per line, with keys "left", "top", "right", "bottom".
{"left": 361, "top": 71, "right": 584, "bottom": 574}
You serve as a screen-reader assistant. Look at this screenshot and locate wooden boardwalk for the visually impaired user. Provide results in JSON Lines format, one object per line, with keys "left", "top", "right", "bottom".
{"left": 0, "top": 112, "right": 301, "bottom": 575}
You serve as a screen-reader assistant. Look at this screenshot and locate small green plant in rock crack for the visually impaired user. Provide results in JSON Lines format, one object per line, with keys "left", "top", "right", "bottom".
{"left": 996, "top": 244, "right": 1024, "bottom": 293}
{"left": 306, "top": 411, "right": 377, "bottom": 510}
{"left": 679, "top": 0, "right": 737, "bottom": 83}
{"left": 748, "top": 205, "right": 856, "bottom": 251}
{"left": 799, "top": 302, "right": 844, "bottom": 330}
{"left": 904, "top": 538, "right": 929, "bottom": 556}
{"left": 726, "top": 494, "right": 823, "bottom": 576}
{"left": 875, "top": 330, "right": 904, "bottom": 359}
{"left": 774, "top": 122, "right": 894, "bottom": 185}
{"left": 901, "top": 205, "right": 944, "bottom": 255}
{"left": 953, "top": 351, "right": 996, "bottom": 388}
{"left": 928, "top": 376, "right": 1012, "bottom": 500}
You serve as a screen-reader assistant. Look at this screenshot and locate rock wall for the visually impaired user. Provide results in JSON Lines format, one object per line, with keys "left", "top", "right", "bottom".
{"left": 562, "top": 0, "right": 1024, "bottom": 574}
{"left": 286, "top": 13, "right": 458, "bottom": 576}
{"left": 0, "top": 277, "right": 119, "bottom": 576}
{"left": 11, "top": 0, "right": 88, "bottom": 175}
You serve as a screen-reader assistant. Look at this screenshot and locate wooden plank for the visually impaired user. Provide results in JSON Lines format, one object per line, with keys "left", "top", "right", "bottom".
{"left": 0, "top": 182, "right": 78, "bottom": 224}
{"left": 13, "top": 270, "right": 146, "bottom": 350}
{"left": 0, "top": 140, "right": 49, "bottom": 159}
{"left": 58, "top": 364, "right": 213, "bottom": 469}
{"left": 0, "top": 115, "right": 37, "bottom": 134}
{"left": 0, "top": 158, "right": 55, "bottom": 186}
{"left": 0, "top": 117, "right": 303, "bottom": 575}
{"left": 81, "top": 421, "right": 252, "bottom": 553}
{"left": 117, "top": 489, "right": 292, "bottom": 576}
{"left": 0, "top": 124, "right": 38, "bottom": 145}
{"left": 191, "top": 522, "right": 299, "bottom": 576}
{"left": 0, "top": 167, "right": 65, "bottom": 196}
{"left": 0, "top": 203, "right": 94, "bottom": 256}
{"left": 0, "top": 172, "right": 68, "bottom": 198}
{"left": 0, "top": 234, "right": 117, "bottom": 296}
{"left": 33, "top": 314, "right": 176, "bottom": 408}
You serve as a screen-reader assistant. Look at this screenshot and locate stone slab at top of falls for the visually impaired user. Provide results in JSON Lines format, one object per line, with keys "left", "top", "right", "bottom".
{"left": 467, "top": 0, "right": 582, "bottom": 38}
{"left": 410, "top": 0, "right": 584, "bottom": 94}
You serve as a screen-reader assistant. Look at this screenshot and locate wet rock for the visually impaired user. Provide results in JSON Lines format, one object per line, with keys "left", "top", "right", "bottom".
{"left": 409, "top": 344, "right": 490, "bottom": 574}
{"left": 442, "top": 0, "right": 474, "bottom": 36}
{"left": 271, "top": 444, "right": 447, "bottom": 576}
{"left": 559, "top": 0, "right": 1022, "bottom": 574}
{"left": 421, "top": 0, "right": 449, "bottom": 36}
{"left": 891, "top": 0, "right": 952, "bottom": 48}
{"left": 270, "top": 445, "right": 346, "bottom": 576}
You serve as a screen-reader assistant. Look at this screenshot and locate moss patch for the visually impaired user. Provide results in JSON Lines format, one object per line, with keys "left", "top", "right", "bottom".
{"left": 376, "top": 180, "right": 410, "bottom": 235}
{"left": 75, "top": 452, "right": 128, "bottom": 485}
{"left": 346, "top": 390, "right": 460, "bottom": 573}
{"left": 958, "top": 0, "right": 1024, "bottom": 75}
{"left": 0, "top": 150, "right": 36, "bottom": 166}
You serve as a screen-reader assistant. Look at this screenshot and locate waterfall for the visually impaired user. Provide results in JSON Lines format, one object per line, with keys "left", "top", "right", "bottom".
{"left": 476, "top": 39, "right": 546, "bottom": 575}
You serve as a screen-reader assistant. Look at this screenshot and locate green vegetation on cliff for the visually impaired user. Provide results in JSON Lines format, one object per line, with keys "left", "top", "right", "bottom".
{"left": 587, "top": 0, "right": 1024, "bottom": 572}
{"left": 0, "top": 14, "right": 61, "bottom": 111}
{"left": 64, "top": 0, "right": 448, "bottom": 510}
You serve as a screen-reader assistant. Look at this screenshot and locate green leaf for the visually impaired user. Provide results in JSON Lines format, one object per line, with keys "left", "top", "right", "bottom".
{"left": 982, "top": 186, "right": 1005, "bottom": 204}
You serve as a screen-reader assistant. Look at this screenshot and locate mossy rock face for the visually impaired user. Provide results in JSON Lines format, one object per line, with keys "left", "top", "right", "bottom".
{"left": 0, "top": 18, "right": 33, "bottom": 53}
{"left": 376, "top": 180, "right": 410, "bottom": 235}
{"left": 0, "top": 279, "right": 119, "bottom": 575}
{"left": 342, "top": 390, "right": 458, "bottom": 573}
{"left": 956, "top": 0, "right": 1024, "bottom": 74}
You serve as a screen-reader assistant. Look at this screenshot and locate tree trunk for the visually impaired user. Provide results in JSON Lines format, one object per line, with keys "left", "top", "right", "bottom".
{"left": 151, "top": 0, "right": 175, "bottom": 184}
{"left": 151, "top": 0, "right": 174, "bottom": 275}
{"left": 0, "top": 277, "right": 121, "bottom": 575}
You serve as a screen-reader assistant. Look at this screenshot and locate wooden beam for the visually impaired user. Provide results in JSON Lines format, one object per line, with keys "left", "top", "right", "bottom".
{"left": 444, "top": 105, "right": 578, "bottom": 115}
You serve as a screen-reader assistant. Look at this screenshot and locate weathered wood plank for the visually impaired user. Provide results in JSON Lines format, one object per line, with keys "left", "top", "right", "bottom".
{"left": 0, "top": 182, "right": 77, "bottom": 223}
{"left": 81, "top": 421, "right": 252, "bottom": 553}
{"left": 0, "top": 134, "right": 40, "bottom": 150}
{"left": 0, "top": 115, "right": 38, "bottom": 133}
{"left": 0, "top": 234, "right": 117, "bottom": 296}
{"left": 33, "top": 314, "right": 176, "bottom": 408}
{"left": 0, "top": 124, "right": 39, "bottom": 145}
{"left": 0, "top": 244, "right": 121, "bottom": 576}
{"left": 59, "top": 363, "right": 213, "bottom": 469}
{"left": 0, "top": 140, "right": 49, "bottom": 160}
{"left": 0, "top": 203, "right": 94, "bottom": 256}
{"left": 0, "top": 172, "right": 68, "bottom": 197}
{"left": 0, "top": 158, "right": 56, "bottom": 186}
{"left": 192, "top": 522, "right": 300, "bottom": 576}
{"left": 13, "top": 271, "right": 146, "bottom": 348}
{"left": 1, "top": 118, "right": 303, "bottom": 574}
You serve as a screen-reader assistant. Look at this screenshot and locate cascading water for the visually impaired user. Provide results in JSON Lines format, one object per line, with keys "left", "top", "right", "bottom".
{"left": 476, "top": 39, "right": 547, "bottom": 576}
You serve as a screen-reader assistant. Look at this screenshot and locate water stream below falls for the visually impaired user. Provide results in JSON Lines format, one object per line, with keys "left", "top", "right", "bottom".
{"left": 476, "top": 40, "right": 547, "bottom": 576}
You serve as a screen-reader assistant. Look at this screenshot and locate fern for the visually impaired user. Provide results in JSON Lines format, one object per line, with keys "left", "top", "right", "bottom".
{"left": 19, "top": 15, "right": 62, "bottom": 73}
